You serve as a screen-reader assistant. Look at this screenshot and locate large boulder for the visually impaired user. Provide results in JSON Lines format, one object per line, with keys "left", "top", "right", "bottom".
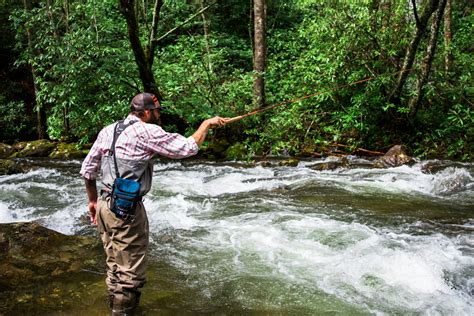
{"left": 0, "top": 222, "right": 105, "bottom": 314}
{"left": 374, "top": 145, "right": 415, "bottom": 168}
{"left": 12, "top": 140, "right": 56, "bottom": 158}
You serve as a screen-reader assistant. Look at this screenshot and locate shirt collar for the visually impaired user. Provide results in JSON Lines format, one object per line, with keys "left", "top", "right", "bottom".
{"left": 124, "top": 114, "right": 141, "bottom": 124}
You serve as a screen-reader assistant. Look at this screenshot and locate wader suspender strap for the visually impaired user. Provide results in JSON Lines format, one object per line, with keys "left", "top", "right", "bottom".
{"left": 108, "top": 119, "right": 141, "bottom": 221}
{"left": 109, "top": 120, "right": 137, "bottom": 179}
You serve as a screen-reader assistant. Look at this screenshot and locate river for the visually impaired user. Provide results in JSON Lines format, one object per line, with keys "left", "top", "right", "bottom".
{"left": 0, "top": 157, "right": 473, "bottom": 315}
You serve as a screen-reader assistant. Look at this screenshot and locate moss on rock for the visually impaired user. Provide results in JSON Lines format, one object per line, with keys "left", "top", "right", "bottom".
{"left": 49, "top": 143, "right": 86, "bottom": 159}
{"left": 12, "top": 140, "right": 56, "bottom": 158}
{"left": 0, "top": 222, "right": 103, "bottom": 290}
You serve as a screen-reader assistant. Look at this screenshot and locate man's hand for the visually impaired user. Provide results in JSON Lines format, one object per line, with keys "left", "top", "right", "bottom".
{"left": 192, "top": 116, "right": 229, "bottom": 146}
{"left": 88, "top": 201, "right": 97, "bottom": 225}
{"left": 205, "top": 116, "right": 229, "bottom": 129}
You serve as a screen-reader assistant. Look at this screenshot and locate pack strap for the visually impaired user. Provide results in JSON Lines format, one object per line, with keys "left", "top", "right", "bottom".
{"left": 110, "top": 120, "right": 137, "bottom": 179}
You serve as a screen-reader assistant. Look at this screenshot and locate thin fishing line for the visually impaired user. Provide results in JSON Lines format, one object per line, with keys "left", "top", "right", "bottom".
{"left": 226, "top": 68, "right": 413, "bottom": 124}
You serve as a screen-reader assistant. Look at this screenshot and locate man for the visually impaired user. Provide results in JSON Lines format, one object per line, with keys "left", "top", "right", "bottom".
{"left": 80, "top": 92, "right": 227, "bottom": 315}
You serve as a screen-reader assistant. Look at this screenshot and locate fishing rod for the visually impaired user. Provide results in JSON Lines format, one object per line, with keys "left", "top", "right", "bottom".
{"left": 225, "top": 68, "right": 413, "bottom": 124}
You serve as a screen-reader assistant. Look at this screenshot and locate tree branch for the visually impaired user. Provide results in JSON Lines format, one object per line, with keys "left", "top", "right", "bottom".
{"left": 148, "top": 0, "right": 164, "bottom": 61}
{"left": 152, "top": 0, "right": 218, "bottom": 44}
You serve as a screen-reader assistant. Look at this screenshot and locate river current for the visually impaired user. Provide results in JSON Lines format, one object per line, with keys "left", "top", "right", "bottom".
{"left": 0, "top": 158, "right": 473, "bottom": 315}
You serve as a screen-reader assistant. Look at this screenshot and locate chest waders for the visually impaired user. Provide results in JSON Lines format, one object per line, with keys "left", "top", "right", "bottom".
{"left": 109, "top": 120, "right": 142, "bottom": 220}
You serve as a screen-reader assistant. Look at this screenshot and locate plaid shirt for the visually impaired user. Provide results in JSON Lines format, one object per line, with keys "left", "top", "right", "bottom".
{"left": 80, "top": 114, "right": 198, "bottom": 180}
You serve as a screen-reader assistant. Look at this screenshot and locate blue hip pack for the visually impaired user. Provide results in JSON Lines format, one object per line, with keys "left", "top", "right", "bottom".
{"left": 110, "top": 177, "right": 141, "bottom": 220}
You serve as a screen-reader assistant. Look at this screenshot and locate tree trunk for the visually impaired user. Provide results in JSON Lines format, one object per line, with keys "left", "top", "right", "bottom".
{"left": 200, "top": 0, "right": 213, "bottom": 74}
{"left": 409, "top": 0, "right": 447, "bottom": 114}
{"left": 390, "top": 0, "right": 439, "bottom": 101}
{"left": 119, "top": 0, "right": 162, "bottom": 99}
{"left": 147, "top": 0, "right": 164, "bottom": 65}
{"left": 91, "top": 0, "right": 100, "bottom": 43}
{"left": 46, "top": 0, "right": 58, "bottom": 39}
{"left": 444, "top": 0, "right": 452, "bottom": 76}
{"left": 63, "top": 0, "right": 71, "bottom": 138}
{"left": 253, "top": 0, "right": 266, "bottom": 108}
{"left": 22, "top": 0, "right": 47, "bottom": 139}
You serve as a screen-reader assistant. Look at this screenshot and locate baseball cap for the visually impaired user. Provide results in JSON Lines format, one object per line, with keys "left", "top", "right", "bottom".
{"left": 130, "top": 92, "right": 164, "bottom": 111}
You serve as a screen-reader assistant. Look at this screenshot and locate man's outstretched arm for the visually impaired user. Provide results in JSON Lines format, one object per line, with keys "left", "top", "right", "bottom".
{"left": 192, "top": 116, "right": 228, "bottom": 146}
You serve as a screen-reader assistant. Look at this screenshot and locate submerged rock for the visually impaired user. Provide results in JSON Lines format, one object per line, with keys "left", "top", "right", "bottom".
{"left": 0, "top": 222, "right": 103, "bottom": 290}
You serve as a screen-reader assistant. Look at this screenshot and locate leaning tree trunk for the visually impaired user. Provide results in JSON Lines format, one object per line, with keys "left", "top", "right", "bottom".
{"left": 22, "top": 0, "right": 47, "bottom": 139}
{"left": 390, "top": 0, "right": 439, "bottom": 101}
{"left": 409, "top": 0, "right": 447, "bottom": 115}
{"left": 253, "top": 0, "right": 266, "bottom": 108}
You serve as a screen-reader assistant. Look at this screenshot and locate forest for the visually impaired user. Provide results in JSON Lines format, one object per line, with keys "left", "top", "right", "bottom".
{"left": 0, "top": 0, "right": 472, "bottom": 160}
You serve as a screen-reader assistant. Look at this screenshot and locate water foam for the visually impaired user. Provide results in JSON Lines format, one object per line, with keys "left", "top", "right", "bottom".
{"left": 184, "top": 211, "right": 474, "bottom": 314}
{"left": 0, "top": 200, "right": 35, "bottom": 223}
{"left": 312, "top": 163, "right": 473, "bottom": 199}
{"left": 155, "top": 165, "right": 287, "bottom": 197}
{"left": 146, "top": 194, "right": 206, "bottom": 230}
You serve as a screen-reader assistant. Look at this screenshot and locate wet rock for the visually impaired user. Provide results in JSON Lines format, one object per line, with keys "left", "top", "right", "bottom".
{"left": 374, "top": 145, "right": 414, "bottom": 168}
{"left": 0, "top": 222, "right": 103, "bottom": 290}
{"left": 0, "top": 143, "right": 14, "bottom": 158}
{"left": 310, "top": 157, "right": 350, "bottom": 171}
{"left": 420, "top": 160, "right": 468, "bottom": 174}
{"left": 12, "top": 141, "right": 28, "bottom": 152}
{"left": 311, "top": 161, "right": 341, "bottom": 171}
{"left": 259, "top": 161, "right": 273, "bottom": 167}
{"left": 278, "top": 158, "right": 299, "bottom": 167}
{"left": 49, "top": 142, "right": 87, "bottom": 159}
{"left": 11, "top": 140, "right": 56, "bottom": 158}
{"left": 0, "top": 159, "right": 23, "bottom": 175}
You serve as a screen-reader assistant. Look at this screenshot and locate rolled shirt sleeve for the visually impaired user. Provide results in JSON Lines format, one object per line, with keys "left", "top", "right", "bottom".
{"left": 143, "top": 125, "right": 199, "bottom": 159}
{"left": 80, "top": 130, "right": 107, "bottom": 180}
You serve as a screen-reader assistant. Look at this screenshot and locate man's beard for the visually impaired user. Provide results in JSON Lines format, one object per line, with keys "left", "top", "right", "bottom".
{"left": 149, "top": 112, "right": 161, "bottom": 125}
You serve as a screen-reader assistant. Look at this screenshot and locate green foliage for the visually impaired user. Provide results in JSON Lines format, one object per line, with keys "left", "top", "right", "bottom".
{"left": 10, "top": 0, "right": 135, "bottom": 143}
{"left": 0, "top": 98, "right": 35, "bottom": 143}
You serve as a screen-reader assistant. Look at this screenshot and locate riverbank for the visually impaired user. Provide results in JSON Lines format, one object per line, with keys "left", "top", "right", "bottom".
{"left": 0, "top": 138, "right": 428, "bottom": 177}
